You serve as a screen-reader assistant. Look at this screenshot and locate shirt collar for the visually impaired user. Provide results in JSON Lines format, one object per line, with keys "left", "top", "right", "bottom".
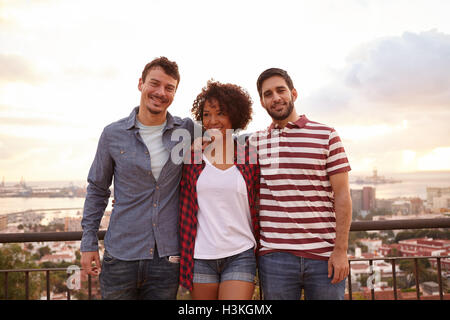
{"left": 125, "top": 106, "right": 181, "bottom": 130}
{"left": 268, "top": 114, "right": 309, "bottom": 130}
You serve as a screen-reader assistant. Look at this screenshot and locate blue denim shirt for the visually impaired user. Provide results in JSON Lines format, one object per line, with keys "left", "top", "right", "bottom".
{"left": 81, "top": 106, "right": 195, "bottom": 260}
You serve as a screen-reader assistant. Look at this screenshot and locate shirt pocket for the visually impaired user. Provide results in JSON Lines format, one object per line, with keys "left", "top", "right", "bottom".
{"left": 111, "top": 147, "right": 138, "bottom": 173}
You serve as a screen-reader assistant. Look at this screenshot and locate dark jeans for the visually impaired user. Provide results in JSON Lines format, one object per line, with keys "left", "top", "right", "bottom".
{"left": 99, "top": 247, "right": 180, "bottom": 300}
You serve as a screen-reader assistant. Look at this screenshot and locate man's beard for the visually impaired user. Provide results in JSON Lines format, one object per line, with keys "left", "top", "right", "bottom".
{"left": 266, "top": 99, "right": 294, "bottom": 121}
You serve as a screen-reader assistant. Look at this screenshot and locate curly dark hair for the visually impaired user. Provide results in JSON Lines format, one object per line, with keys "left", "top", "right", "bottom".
{"left": 192, "top": 80, "right": 253, "bottom": 130}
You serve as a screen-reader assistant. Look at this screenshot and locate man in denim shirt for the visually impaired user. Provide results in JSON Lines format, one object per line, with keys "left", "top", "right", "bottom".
{"left": 80, "top": 57, "right": 195, "bottom": 299}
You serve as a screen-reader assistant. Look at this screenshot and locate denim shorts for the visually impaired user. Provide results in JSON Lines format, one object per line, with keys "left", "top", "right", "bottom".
{"left": 193, "top": 247, "right": 256, "bottom": 284}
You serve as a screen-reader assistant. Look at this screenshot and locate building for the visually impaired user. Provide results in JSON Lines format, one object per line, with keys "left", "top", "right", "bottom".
{"left": 379, "top": 243, "right": 401, "bottom": 256}
{"left": 0, "top": 215, "right": 7, "bottom": 231}
{"left": 421, "top": 282, "right": 440, "bottom": 296}
{"left": 363, "top": 187, "right": 376, "bottom": 211}
{"left": 359, "top": 239, "right": 383, "bottom": 254}
{"left": 375, "top": 199, "right": 394, "bottom": 212}
{"left": 372, "top": 213, "right": 445, "bottom": 222}
{"left": 398, "top": 238, "right": 450, "bottom": 257}
{"left": 7, "top": 211, "right": 44, "bottom": 227}
{"left": 392, "top": 200, "right": 411, "bottom": 215}
{"left": 351, "top": 189, "right": 363, "bottom": 213}
{"left": 427, "top": 187, "right": 450, "bottom": 210}
{"left": 64, "top": 217, "right": 82, "bottom": 232}
{"left": 351, "top": 186, "right": 376, "bottom": 215}
{"left": 348, "top": 251, "right": 399, "bottom": 281}
{"left": 410, "top": 197, "right": 424, "bottom": 215}
{"left": 39, "top": 253, "right": 75, "bottom": 264}
{"left": 432, "top": 195, "right": 450, "bottom": 212}
{"left": 379, "top": 237, "right": 450, "bottom": 271}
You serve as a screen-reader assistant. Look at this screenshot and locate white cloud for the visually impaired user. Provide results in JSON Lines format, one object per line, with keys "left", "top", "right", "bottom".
{"left": 344, "top": 30, "right": 450, "bottom": 107}
{"left": 306, "top": 30, "right": 450, "bottom": 121}
{"left": 300, "top": 29, "right": 450, "bottom": 173}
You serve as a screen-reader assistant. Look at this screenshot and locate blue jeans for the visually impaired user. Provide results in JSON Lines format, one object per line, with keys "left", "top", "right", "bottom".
{"left": 259, "top": 252, "right": 346, "bottom": 300}
{"left": 99, "top": 247, "right": 179, "bottom": 300}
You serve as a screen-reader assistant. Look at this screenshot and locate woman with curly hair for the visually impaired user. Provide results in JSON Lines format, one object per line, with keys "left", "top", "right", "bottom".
{"left": 179, "top": 80, "right": 260, "bottom": 300}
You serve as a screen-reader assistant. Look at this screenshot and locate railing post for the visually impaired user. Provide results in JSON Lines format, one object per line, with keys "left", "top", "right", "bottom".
{"left": 4, "top": 272, "right": 8, "bottom": 300}
{"left": 25, "top": 271, "right": 29, "bottom": 300}
{"left": 414, "top": 258, "right": 420, "bottom": 300}
{"left": 391, "top": 259, "right": 398, "bottom": 300}
{"left": 46, "top": 270, "right": 50, "bottom": 300}
{"left": 369, "top": 260, "right": 375, "bottom": 300}
{"left": 436, "top": 257, "right": 443, "bottom": 301}
{"left": 347, "top": 262, "right": 352, "bottom": 300}
{"left": 88, "top": 275, "right": 92, "bottom": 300}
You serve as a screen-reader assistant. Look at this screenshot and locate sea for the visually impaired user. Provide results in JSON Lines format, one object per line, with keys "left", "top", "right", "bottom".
{"left": 349, "top": 171, "right": 450, "bottom": 200}
{"left": 0, "top": 171, "right": 450, "bottom": 216}
{"left": 0, "top": 180, "right": 112, "bottom": 217}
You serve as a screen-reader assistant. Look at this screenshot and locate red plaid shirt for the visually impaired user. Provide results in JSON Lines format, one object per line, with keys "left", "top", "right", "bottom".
{"left": 179, "top": 141, "right": 260, "bottom": 291}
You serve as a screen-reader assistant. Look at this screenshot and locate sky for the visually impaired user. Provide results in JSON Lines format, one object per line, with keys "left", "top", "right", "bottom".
{"left": 1, "top": 0, "right": 450, "bottom": 182}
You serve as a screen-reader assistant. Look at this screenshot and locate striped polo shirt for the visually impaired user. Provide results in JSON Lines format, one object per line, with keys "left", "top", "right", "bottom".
{"left": 252, "top": 115, "right": 351, "bottom": 260}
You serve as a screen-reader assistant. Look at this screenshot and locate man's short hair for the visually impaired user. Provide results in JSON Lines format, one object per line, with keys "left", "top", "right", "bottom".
{"left": 256, "top": 68, "right": 294, "bottom": 98}
{"left": 141, "top": 56, "right": 180, "bottom": 87}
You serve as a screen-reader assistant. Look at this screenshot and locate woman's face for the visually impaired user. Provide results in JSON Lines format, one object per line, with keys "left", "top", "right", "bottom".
{"left": 202, "top": 98, "right": 233, "bottom": 137}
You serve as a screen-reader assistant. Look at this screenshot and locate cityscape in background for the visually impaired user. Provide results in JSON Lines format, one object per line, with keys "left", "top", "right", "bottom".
{"left": 1, "top": 169, "right": 449, "bottom": 235}
{"left": 0, "top": 169, "right": 449, "bottom": 300}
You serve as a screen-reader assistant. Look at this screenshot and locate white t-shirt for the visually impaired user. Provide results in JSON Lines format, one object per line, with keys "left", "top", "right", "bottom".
{"left": 136, "top": 119, "right": 168, "bottom": 181}
{"left": 194, "top": 155, "right": 256, "bottom": 259}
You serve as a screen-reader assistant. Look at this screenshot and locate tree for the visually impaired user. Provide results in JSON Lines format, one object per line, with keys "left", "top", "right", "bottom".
{"left": 0, "top": 244, "right": 42, "bottom": 299}
{"left": 398, "top": 258, "right": 433, "bottom": 288}
{"left": 38, "top": 246, "right": 52, "bottom": 259}
{"left": 395, "top": 229, "right": 450, "bottom": 242}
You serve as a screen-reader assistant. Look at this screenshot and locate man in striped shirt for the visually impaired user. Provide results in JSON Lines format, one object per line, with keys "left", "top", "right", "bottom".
{"left": 252, "top": 68, "right": 352, "bottom": 300}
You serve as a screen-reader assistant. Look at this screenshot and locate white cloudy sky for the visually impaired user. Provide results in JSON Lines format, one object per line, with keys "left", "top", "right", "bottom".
{"left": 1, "top": 0, "right": 450, "bottom": 181}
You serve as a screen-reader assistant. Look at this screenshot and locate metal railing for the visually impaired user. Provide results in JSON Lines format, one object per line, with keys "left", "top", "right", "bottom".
{"left": 347, "top": 218, "right": 450, "bottom": 300}
{"left": 0, "top": 231, "right": 105, "bottom": 300}
{"left": 1, "top": 218, "right": 450, "bottom": 300}
{"left": 1, "top": 267, "right": 94, "bottom": 300}
{"left": 348, "top": 255, "right": 450, "bottom": 300}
